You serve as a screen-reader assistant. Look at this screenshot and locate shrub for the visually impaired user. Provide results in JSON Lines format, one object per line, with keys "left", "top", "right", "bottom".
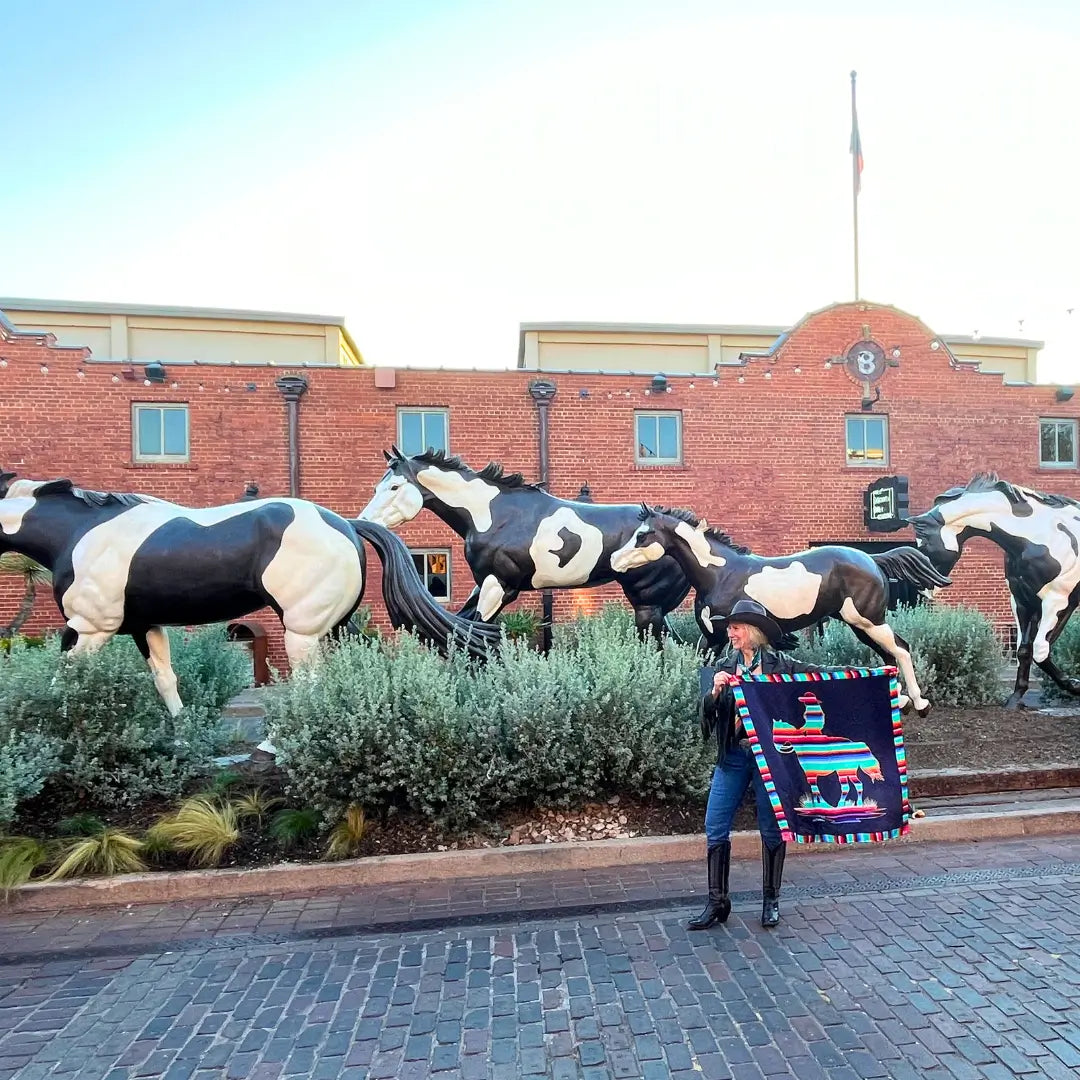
{"left": 1043, "top": 616, "right": 1080, "bottom": 702}
{"left": 0, "top": 725, "right": 61, "bottom": 827}
{"left": 0, "top": 627, "right": 244, "bottom": 813}
{"left": 496, "top": 610, "right": 544, "bottom": 644}
{"left": 791, "top": 603, "right": 1004, "bottom": 708}
{"left": 267, "top": 608, "right": 711, "bottom": 832}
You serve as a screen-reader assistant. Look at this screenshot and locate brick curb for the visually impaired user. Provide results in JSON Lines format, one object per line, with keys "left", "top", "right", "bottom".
{"left": 8, "top": 799, "right": 1080, "bottom": 913}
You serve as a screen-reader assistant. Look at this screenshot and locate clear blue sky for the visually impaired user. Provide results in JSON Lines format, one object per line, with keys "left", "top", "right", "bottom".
{"left": 5, "top": 0, "right": 1080, "bottom": 380}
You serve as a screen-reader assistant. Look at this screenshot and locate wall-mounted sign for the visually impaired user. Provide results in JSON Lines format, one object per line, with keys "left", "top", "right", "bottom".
{"left": 863, "top": 475, "right": 909, "bottom": 533}
{"left": 846, "top": 339, "right": 887, "bottom": 383}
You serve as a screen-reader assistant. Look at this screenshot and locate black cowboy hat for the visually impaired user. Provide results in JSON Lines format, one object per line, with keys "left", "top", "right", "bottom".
{"left": 716, "top": 599, "right": 783, "bottom": 646}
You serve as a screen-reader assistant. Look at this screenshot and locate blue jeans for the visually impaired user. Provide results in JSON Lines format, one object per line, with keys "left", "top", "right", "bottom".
{"left": 705, "top": 742, "right": 783, "bottom": 847}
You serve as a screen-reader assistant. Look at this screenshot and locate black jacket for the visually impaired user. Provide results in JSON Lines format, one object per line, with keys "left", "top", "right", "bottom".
{"left": 699, "top": 650, "right": 829, "bottom": 764}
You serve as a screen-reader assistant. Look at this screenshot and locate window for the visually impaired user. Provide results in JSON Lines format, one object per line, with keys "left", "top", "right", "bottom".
{"left": 1040, "top": 418, "right": 1077, "bottom": 468}
{"left": 133, "top": 404, "right": 189, "bottom": 462}
{"left": 410, "top": 549, "right": 451, "bottom": 601}
{"left": 635, "top": 411, "right": 682, "bottom": 464}
{"left": 845, "top": 415, "right": 888, "bottom": 466}
{"left": 398, "top": 409, "right": 448, "bottom": 456}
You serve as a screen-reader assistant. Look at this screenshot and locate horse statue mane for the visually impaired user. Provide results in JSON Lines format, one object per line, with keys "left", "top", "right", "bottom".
{"left": 392, "top": 446, "right": 543, "bottom": 492}
{"left": 938, "top": 471, "right": 1080, "bottom": 511}
{"left": 30, "top": 477, "right": 148, "bottom": 510}
{"left": 641, "top": 503, "right": 752, "bottom": 555}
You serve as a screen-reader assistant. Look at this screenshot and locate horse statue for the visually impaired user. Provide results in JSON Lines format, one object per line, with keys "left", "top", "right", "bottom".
{"left": 908, "top": 472, "right": 1080, "bottom": 708}
{"left": 774, "top": 692, "right": 884, "bottom": 807}
{"left": 0, "top": 471, "right": 500, "bottom": 716}
{"left": 610, "top": 504, "right": 951, "bottom": 714}
{"left": 357, "top": 447, "right": 691, "bottom": 638}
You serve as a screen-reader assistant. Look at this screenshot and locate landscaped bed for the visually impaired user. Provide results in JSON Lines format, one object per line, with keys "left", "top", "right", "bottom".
{"left": 3, "top": 607, "right": 1079, "bottom": 891}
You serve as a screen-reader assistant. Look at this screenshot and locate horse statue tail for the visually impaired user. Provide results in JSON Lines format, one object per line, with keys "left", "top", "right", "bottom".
{"left": 349, "top": 519, "right": 502, "bottom": 661}
{"left": 871, "top": 547, "right": 952, "bottom": 590}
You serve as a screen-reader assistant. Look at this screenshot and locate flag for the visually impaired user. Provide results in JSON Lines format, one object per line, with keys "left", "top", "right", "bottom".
{"left": 732, "top": 668, "right": 910, "bottom": 844}
{"left": 850, "top": 75, "right": 864, "bottom": 194}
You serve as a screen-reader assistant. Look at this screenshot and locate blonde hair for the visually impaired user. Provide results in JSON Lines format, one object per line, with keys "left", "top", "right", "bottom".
{"left": 730, "top": 622, "right": 769, "bottom": 651}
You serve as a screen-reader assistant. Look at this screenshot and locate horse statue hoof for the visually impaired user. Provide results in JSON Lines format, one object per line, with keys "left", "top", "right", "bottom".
{"left": 916, "top": 703, "right": 931, "bottom": 718}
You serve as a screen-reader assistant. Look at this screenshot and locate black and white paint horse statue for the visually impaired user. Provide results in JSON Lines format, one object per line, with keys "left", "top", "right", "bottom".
{"left": 0, "top": 471, "right": 500, "bottom": 716}
{"left": 610, "top": 505, "right": 952, "bottom": 715}
{"left": 358, "top": 448, "right": 690, "bottom": 637}
{"left": 909, "top": 472, "right": 1080, "bottom": 708}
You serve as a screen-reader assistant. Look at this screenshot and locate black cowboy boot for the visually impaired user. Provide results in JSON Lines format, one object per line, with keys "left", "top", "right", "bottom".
{"left": 687, "top": 842, "right": 731, "bottom": 930}
{"left": 761, "top": 840, "right": 786, "bottom": 928}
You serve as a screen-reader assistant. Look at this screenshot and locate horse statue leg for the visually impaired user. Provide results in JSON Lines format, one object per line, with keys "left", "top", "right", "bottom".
{"left": 136, "top": 626, "right": 183, "bottom": 717}
{"left": 1032, "top": 597, "right": 1080, "bottom": 701}
{"left": 477, "top": 575, "right": 517, "bottom": 622}
{"left": 840, "top": 601, "right": 930, "bottom": 715}
{"left": 1005, "top": 602, "right": 1039, "bottom": 708}
{"left": 455, "top": 585, "right": 482, "bottom": 621}
{"left": 633, "top": 604, "right": 666, "bottom": 646}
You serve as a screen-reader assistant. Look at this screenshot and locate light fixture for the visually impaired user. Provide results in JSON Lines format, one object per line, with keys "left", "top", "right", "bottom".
{"left": 111, "top": 374, "right": 120, "bottom": 383}
{"left": 793, "top": 366, "right": 801, "bottom": 375}
{"left": 930, "top": 340, "right": 941, "bottom": 351}
{"left": 143, "top": 378, "right": 152, "bottom": 386}
{"left": 224, "top": 386, "right": 231, "bottom": 393}
{"left": 688, "top": 382, "right": 695, "bottom": 390}
{"left": 891, "top": 347, "right": 901, "bottom": 359}
{"left": 824, "top": 359, "right": 833, "bottom": 370}
{"left": 0, "top": 359, "right": 7, "bottom": 368}
{"left": 712, "top": 378, "right": 719, "bottom": 387}
{"left": 77, "top": 369, "right": 86, "bottom": 379}
{"left": 1056, "top": 387, "right": 1075, "bottom": 402}
{"left": 737, "top": 375, "right": 745, "bottom": 384}
{"left": 644, "top": 388, "right": 650, "bottom": 395}
{"left": 40, "top": 365, "right": 48, "bottom": 375}
{"left": 171, "top": 381, "right": 179, "bottom": 389}
{"left": 764, "top": 370, "right": 772, "bottom": 380}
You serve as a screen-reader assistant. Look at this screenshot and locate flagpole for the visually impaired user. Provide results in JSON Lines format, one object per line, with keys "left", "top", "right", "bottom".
{"left": 850, "top": 70, "right": 860, "bottom": 300}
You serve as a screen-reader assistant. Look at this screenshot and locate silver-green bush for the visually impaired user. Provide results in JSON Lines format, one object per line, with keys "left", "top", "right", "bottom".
{"left": 791, "top": 603, "right": 1004, "bottom": 707}
{"left": 1043, "top": 616, "right": 1080, "bottom": 702}
{"left": 0, "top": 626, "right": 247, "bottom": 813}
{"left": 266, "top": 607, "right": 711, "bottom": 831}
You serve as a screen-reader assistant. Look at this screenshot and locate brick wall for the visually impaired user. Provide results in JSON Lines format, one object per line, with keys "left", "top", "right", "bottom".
{"left": 3, "top": 301, "right": 1077, "bottom": 674}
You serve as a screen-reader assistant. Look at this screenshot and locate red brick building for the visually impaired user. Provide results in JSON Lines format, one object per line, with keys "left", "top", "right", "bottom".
{"left": 2, "top": 300, "right": 1077, "bottom": 670}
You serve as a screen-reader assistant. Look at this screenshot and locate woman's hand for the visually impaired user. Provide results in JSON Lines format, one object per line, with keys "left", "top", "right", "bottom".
{"left": 712, "top": 670, "right": 736, "bottom": 694}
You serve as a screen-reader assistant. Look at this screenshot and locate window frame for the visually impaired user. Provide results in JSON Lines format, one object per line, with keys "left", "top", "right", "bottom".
{"left": 409, "top": 547, "right": 452, "bottom": 604}
{"left": 1039, "top": 417, "right": 1078, "bottom": 469}
{"left": 634, "top": 410, "right": 683, "bottom": 465}
{"left": 844, "top": 414, "right": 889, "bottom": 468}
{"left": 132, "top": 403, "right": 190, "bottom": 463}
{"left": 397, "top": 407, "right": 449, "bottom": 457}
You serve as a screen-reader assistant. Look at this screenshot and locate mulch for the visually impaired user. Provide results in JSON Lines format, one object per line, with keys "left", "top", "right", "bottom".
{"left": 10, "top": 702, "right": 1080, "bottom": 870}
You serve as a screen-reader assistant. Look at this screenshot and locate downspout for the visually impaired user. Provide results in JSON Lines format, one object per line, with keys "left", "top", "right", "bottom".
{"left": 275, "top": 375, "right": 309, "bottom": 497}
{"left": 528, "top": 379, "right": 558, "bottom": 652}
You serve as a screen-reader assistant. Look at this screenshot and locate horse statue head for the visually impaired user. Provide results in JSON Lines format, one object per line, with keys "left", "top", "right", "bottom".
{"left": 610, "top": 504, "right": 746, "bottom": 574}
{"left": 0, "top": 470, "right": 15, "bottom": 500}
{"left": 359, "top": 446, "right": 534, "bottom": 531}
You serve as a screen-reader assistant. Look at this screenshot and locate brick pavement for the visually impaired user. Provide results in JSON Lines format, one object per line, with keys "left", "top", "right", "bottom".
{"left": 1, "top": 836, "right": 1079, "bottom": 1079}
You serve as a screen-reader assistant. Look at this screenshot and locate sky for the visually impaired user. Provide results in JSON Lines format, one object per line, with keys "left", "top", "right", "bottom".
{"left": 4, "top": 0, "right": 1080, "bottom": 382}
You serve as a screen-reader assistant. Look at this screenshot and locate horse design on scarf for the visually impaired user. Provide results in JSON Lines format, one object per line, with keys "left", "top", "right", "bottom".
{"left": 0, "top": 471, "right": 499, "bottom": 716}
{"left": 610, "top": 504, "right": 952, "bottom": 713}
{"left": 774, "top": 692, "right": 884, "bottom": 807}
{"left": 357, "top": 448, "right": 690, "bottom": 638}
{"left": 909, "top": 472, "right": 1080, "bottom": 707}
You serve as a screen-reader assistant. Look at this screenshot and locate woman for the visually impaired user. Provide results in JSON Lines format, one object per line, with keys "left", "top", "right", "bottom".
{"left": 688, "top": 598, "right": 829, "bottom": 932}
